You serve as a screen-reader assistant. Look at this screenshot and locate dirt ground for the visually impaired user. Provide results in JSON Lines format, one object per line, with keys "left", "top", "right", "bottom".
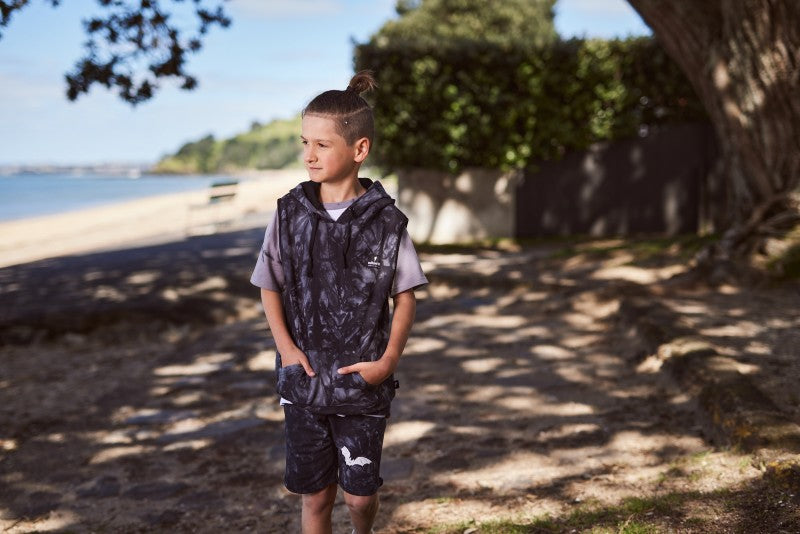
{"left": 1, "top": 229, "right": 799, "bottom": 533}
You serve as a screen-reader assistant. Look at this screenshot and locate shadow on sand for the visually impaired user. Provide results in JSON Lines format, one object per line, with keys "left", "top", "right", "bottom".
{"left": 1, "top": 229, "right": 798, "bottom": 532}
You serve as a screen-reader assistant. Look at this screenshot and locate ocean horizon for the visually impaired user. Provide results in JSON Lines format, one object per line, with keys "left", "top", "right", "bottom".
{"left": 0, "top": 172, "right": 227, "bottom": 222}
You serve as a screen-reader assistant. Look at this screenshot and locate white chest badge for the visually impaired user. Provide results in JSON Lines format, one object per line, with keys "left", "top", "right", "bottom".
{"left": 367, "top": 254, "right": 381, "bottom": 268}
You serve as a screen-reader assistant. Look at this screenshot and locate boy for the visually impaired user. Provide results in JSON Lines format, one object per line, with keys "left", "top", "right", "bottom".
{"left": 250, "top": 71, "right": 428, "bottom": 533}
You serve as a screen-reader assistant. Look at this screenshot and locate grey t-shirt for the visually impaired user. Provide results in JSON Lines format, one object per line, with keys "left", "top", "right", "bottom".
{"left": 250, "top": 198, "right": 428, "bottom": 295}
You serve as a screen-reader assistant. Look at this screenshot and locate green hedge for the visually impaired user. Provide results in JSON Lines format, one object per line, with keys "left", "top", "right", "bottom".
{"left": 355, "top": 37, "right": 706, "bottom": 172}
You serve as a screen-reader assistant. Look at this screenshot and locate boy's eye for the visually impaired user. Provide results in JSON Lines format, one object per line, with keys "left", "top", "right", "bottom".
{"left": 300, "top": 139, "right": 308, "bottom": 145}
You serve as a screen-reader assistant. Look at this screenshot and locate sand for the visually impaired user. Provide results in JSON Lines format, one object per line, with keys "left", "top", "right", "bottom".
{"left": 1, "top": 172, "right": 798, "bottom": 532}
{"left": 2, "top": 227, "right": 798, "bottom": 532}
{"left": 0, "top": 170, "right": 306, "bottom": 268}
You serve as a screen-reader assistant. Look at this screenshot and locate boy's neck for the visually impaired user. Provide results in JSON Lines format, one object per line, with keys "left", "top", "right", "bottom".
{"left": 319, "top": 178, "right": 366, "bottom": 204}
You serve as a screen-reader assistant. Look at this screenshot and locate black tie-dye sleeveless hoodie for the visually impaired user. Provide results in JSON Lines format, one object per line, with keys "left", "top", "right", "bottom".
{"left": 274, "top": 178, "right": 408, "bottom": 416}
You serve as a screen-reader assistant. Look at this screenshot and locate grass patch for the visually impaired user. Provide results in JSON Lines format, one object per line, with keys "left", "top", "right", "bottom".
{"left": 656, "top": 449, "right": 726, "bottom": 485}
{"left": 426, "top": 493, "right": 699, "bottom": 534}
{"left": 763, "top": 223, "right": 800, "bottom": 280}
{"left": 656, "top": 465, "right": 686, "bottom": 484}
{"left": 415, "top": 235, "right": 718, "bottom": 263}
{"left": 688, "top": 449, "right": 712, "bottom": 463}
{"left": 426, "top": 472, "right": 794, "bottom": 534}
{"left": 546, "top": 235, "right": 716, "bottom": 263}
{"left": 768, "top": 242, "right": 800, "bottom": 280}
{"left": 414, "top": 237, "right": 523, "bottom": 254}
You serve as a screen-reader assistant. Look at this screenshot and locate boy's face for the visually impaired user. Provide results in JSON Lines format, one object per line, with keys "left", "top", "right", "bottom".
{"left": 301, "top": 114, "right": 368, "bottom": 186}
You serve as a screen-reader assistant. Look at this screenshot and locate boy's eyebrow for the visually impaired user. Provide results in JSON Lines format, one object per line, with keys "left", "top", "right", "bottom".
{"left": 300, "top": 134, "right": 333, "bottom": 143}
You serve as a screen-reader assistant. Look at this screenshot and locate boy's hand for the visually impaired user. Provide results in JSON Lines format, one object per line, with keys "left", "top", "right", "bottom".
{"left": 280, "top": 346, "right": 316, "bottom": 377}
{"left": 338, "top": 359, "right": 392, "bottom": 386}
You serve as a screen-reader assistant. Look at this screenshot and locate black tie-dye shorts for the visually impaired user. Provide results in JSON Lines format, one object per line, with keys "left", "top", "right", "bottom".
{"left": 283, "top": 405, "right": 387, "bottom": 496}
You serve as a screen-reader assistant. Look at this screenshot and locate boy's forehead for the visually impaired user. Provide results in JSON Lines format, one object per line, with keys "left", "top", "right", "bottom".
{"left": 301, "top": 114, "right": 343, "bottom": 140}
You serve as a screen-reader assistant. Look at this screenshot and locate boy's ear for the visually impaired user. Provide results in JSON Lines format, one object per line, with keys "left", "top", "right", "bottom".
{"left": 353, "top": 137, "right": 370, "bottom": 163}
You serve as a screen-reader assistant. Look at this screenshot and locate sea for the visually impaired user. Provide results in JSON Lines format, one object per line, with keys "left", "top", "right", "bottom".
{"left": 0, "top": 172, "right": 224, "bottom": 222}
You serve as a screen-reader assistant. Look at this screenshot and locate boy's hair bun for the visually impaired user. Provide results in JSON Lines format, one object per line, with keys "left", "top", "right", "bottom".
{"left": 347, "top": 70, "right": 378, "bottom": 95}
{"left": 304, "top": 70, "right": 377, "bottom": 144}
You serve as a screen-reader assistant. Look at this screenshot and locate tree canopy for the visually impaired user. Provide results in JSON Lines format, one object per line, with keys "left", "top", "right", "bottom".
{"left": 356, "top": 0, "right": 702, "bottom": 173}
{"left": 371, "top": 0, "right": 558, "bottom": 50}
{"left": 0, "top": 0, "right": 230, "bottom": 104}
{"left": 153, "top": 116, "right": 303, "bottom": 174}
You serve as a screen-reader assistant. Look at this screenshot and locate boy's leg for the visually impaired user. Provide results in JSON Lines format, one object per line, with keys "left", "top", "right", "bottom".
{"left": 329, "top": 414, "right": 387, "bottom": 533}
{"left": 301, "top": 482, "right": 337, "bottom": 534}
{"left": 283, "top": 406, "right": 339, "bottom": 532}
{"left": 343, "top": 491, "right": 379, "bottom": 534}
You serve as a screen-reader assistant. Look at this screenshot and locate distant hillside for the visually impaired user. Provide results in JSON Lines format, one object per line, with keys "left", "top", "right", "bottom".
{"left": 154, "top": 116, "right": 302, "bottom": 174}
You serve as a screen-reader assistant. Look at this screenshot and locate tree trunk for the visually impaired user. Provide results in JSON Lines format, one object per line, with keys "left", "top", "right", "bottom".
{"left": 626, "top": 0, "right": 800, "bottom": 276}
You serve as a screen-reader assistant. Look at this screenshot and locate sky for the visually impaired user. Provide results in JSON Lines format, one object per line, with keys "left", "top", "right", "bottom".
{"left": 0, "top": 0, "right": 650, "bottom": 167}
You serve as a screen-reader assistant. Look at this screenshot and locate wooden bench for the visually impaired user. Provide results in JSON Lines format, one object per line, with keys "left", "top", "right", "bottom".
{"left": 185, "top": 179, "right": 239, "bottom": 235}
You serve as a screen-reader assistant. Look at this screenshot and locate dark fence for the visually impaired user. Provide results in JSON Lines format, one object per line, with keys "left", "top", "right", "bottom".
{"left": 515, "top": 123, "right": 719, "bottom": 237}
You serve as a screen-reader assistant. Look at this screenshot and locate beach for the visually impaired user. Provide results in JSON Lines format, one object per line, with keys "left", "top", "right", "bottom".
{"left": 0, "top": 170, "right": 305, "bottom": 268}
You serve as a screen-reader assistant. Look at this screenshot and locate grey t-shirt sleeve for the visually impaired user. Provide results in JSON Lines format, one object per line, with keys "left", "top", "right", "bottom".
{"left": 250, "top": 211, "right": 285, "bottom": 292}
{"left": 391, "top": 230, "right": 428, "bottom": 296}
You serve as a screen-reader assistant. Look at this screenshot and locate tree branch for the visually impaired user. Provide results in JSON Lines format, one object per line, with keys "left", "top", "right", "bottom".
{"left": 1, "top": 0, "right": 230, "bottom": 104}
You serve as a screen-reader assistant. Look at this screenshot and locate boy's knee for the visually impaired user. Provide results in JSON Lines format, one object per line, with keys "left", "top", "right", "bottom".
{"left": 302, "top": 484, "right": 337, "bottom": 515}
{"left": 344, "top": 492, "right": 378, "bottom": 517}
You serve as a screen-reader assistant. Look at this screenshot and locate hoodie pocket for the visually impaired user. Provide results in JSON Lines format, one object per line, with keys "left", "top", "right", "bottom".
{"left": 336, "top": 369, "right": 372, "bottom": 390}
{"left": 275, "top": 350, "right": 395, "bottom": 412}
{"left": 276, "top": 363, "right": 310, "bottom": 405}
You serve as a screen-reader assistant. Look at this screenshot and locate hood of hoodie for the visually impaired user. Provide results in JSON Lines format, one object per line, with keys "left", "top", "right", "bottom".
{"left": 288, "top": 178, "right": 397, "bottom": 274}
{"left": 292, "top": 178, "right": 396, "bottom": 225}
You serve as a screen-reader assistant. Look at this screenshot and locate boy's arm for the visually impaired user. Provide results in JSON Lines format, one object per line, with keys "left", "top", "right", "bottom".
{"left": 261, "top": 288, "right": 315, "bottom": 377}
{"left": 338, "top": 289, "right": 416, "bottom": 385}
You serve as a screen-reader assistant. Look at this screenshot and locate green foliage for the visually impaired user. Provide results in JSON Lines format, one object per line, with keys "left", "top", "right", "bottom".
{"left": 355, "top": 34, "right": 705, "bottom": 173}
{"left": 374, "top": 0, "right": 558, "bottom": 50}
{"left": 154, "top": 116, "right": 302, "bottom": 174}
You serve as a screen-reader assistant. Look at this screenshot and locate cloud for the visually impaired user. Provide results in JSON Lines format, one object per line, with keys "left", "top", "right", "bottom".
{"left": 231, "top": 0, "right": 343, "bottom": 18}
